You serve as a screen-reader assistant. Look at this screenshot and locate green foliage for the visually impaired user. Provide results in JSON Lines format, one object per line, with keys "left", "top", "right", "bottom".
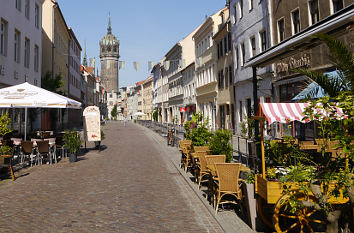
{"left": 152, "top": 107, "right": 159, "bottom": 122}
{"left": 0, "top": 146, "right": 12, "bottom": 155}
{"left": 240, "top": 115, "right": 254, "bottom": 138}
{"left": 245, "top": 172, "right": 255, "bottom": 184}
{"left": 210, "top": 129, "right": 233, "bottom": 162}
{"left": 63, "top": 129, "right": 82, "bottom": 154}
{"left": 111, "top": 104, "right": 118, "bottom": 120}
{"left": 0, "top": 113, "right": 12, "bottom": 137}
{"left": 293, "top": 34, "right": 353, "bottom": 98}
{"left": 41, "top": 71, "right": 64, "bottom": 95}
{"left": 100, "top": 129, "right": 105, "bottom": 141}
{"left": 183, "top": 112, "right": 212, "bottom": 146}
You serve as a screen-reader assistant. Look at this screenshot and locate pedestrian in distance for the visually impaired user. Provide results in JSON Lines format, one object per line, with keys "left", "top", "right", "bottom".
{"left": 124, "top": 117, "right": 127, "bottom": 126}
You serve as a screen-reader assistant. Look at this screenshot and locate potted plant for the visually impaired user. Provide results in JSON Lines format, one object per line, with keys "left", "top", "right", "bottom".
{"left": 63, "top": 129, "right": 82, "bottom": 162}
{"left": 94, "top": 129, "right": 105, "bottom": 150}
{"left": 242, "top": 171, "right": 256, "bottom": 230}
{"left": 209, "top": 129, "right": 233, "bottom": 162}
{"left": 0, "top": 113, "right": 14, "bottom": 180}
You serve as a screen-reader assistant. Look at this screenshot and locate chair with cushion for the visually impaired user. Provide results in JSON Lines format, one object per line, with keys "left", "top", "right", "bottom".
{"left": 213, "top": 163, "right": 242, "bottom": 215}
{"left": 55, "top": 135, "right": 66, "bottom": 158}
{"left": 36, "top": 140, "right": 51, "bottom": 164}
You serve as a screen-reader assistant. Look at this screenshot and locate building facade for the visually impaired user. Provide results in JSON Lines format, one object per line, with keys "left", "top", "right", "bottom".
{"left": 194, "top": 7, "right": 227, "bottom": 130}
{"left": 181, "top": 62, "right": 196, "bottom": 123}
{"left": 214, "top": 10, "right": 235, "bottom": 130}
{"left": 142, "top": 76, "right": 153, "bottom": 120}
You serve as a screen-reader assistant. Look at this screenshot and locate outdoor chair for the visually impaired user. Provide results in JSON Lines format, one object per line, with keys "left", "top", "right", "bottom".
{"left": 193, "top": 146, "right": 210, "bottom": 153}
{"left": 205, "top": 155, "right": 226, "bottom": 200}
{"left": 195, "top": 152, "right": 210, "bottom": 188}
{"left": 44, "top": 138, "right": 57, "bottom": 163}
{"left": 55, "top": 135, "right": 66, "bottom": 158}
{"left": 36, "top": 140, "right": 51, "bottom": 164}
{"left": 21, "top": 141, "right": 37, "bottom": 166}
{"left": 213, "top": 163, "right": 243, "bottom": 215}
{"left": 0, "top": 147, "right": 15, "bottom": 181}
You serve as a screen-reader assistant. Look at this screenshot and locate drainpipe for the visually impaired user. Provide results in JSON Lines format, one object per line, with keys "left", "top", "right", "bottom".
{"left": 252, "top": 66, "right": 259, "bottom": 171}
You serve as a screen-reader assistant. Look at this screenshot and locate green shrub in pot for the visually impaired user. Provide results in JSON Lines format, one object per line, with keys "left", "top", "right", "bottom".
{"left": 63, "top": 129, "right": 82, "bottom": 162}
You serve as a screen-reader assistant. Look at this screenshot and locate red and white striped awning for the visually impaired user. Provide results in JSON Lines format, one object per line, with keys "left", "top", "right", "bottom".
{"left": 260, "top": 103, "right": 346, "bottom": 124}
{"left": 260, "top": 103, "right": 309, "bottom": 124}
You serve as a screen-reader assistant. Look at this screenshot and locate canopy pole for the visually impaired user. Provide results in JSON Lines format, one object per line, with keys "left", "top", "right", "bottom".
{"left": 259, "top": 106, "right": 266, "bottom": 179}
{"left": 24, "top": 107, "right": 27, "bottom": 141}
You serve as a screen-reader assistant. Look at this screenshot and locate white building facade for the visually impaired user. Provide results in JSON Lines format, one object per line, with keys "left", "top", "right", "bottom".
{"left": 0, "top": 0, "right": 44, "bottom": 87}
{"left": 230, "top": 0, "right": 273, "bottom": 134}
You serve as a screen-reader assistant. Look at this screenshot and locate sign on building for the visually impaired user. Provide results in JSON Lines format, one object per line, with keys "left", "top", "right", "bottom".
{"left": 83, "top": 106, "right": 101, "bottom": 141}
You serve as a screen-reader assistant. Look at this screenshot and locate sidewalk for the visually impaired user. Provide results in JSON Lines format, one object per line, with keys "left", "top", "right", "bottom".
{"left": 136, "top": 123, "right": 255, "bottom": 233}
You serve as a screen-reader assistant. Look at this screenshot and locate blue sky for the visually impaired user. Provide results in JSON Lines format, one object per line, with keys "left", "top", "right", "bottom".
{"left": 58, "top": 0, "right": 225, "bottom": 87}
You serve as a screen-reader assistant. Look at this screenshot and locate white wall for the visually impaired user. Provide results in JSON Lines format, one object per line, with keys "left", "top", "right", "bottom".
{"left": 0, "top": 0, "right": 44, "bottom": 87}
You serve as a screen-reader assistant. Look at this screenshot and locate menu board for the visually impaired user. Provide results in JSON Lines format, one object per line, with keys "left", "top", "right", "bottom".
{"left": 83, "top": 106, "right": 101, "bottom": 141}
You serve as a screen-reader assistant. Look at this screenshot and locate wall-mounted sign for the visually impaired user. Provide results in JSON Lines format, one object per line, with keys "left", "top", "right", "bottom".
{"left": 276, "top": 54, "right": 311, "bottom": 74}
{"left": 180, "top": 107, "right": 185, "bottom": 112}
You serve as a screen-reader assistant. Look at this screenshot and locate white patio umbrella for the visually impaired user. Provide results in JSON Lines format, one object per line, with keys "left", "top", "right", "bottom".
{"left": 133, "top": 112, "right": 145, "bottom": 116}
{"left": 0, "top": 82, "right": 81, "bottom": 140}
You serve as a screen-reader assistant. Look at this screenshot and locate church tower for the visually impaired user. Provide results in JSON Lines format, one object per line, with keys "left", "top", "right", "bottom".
{"left": 100, "top": 14, "right": 119, "bottom": 93}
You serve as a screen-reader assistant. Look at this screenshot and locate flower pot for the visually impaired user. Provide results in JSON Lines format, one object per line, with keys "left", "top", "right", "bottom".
{"left": 69, "top": 153, "right": 77, "bottom": 162}
{"left": 94, "top": 141, "right": 101, "bottom": 149}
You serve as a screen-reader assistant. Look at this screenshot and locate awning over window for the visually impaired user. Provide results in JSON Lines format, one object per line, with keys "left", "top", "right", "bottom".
{"left": 260, "top": 102, "right": 346, "bottom": 124}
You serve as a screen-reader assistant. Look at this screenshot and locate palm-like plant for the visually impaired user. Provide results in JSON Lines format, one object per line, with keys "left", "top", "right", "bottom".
{"left": 294, "top": 34, "right": 353, "bottom": 98}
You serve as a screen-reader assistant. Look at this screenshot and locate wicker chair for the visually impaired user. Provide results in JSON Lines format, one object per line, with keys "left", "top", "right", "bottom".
{"left": 180, "top": 144, "right": 192, "bottom": 171}
{"left": 193, "top": 146, "right": 210, "bottom": 153}
{"left": 195, "top": 153, "right": 210, "bottom": 188}
{"left": 213, "top": 163, "right": 242, "bottom": 215}
{"left": 205, "top": 155, "right": 226, "bottom": 177}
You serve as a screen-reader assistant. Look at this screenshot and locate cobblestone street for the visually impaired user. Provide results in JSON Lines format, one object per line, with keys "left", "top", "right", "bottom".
{"left": 0, "top": 122, "right": 224, "bottom": 232}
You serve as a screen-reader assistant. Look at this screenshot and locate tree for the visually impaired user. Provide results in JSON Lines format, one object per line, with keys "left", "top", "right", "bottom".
{"left": 41, "top": 72, "right": 65, "bottom": 130}
{"left": 294, "top": 34, "right": 353, "bottom": 98}
{"left": 152, "top": 107, "right": 159, "bottom": 122}
{"left": 111, "top": 104, "right": 118, "bottom": 120}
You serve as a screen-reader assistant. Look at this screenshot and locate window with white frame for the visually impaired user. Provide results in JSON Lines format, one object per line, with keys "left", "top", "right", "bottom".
{"left": 291, "top": 9, "right": 301, "bottom": 35}
{"left": 24, "top": 37, "right": 30, "bottom": 68}
{"left": 16, "top": 0, "right": 21, "bottom": 11}
{"left": 332, "top": 0, "right": 344, "bottom": 13}
{"left": 233, "top": 4, "right": 237, "bottom": 24}
{"left": 1, "top": 19, "right": 8, "bottom": 56}
{"left": 260, "top": 30, "right": 267, "bottom": 52}
{"left": 14, "top": 30, "right": 20, "bottom": 63}
{"left": 309, "top": 0, "right": 319, "bottom": 25}
{"left": 34, "top": 45, "right": 39, "bottom": 72}
{"left": 250, "top": 36, "right": 256, "bottom": 57}
{"left": 25, "top": 0, "right": 30, "bottom": 19}
{"left": 240, "top": 43, "right": 245, "bottom": 67}
{"left": 239, "top": 0, "right": 243, "bottom": 19}
{"left": 249, "top": 0, "right": 253, "bottom": 11}
{"left": 277, "top": 18, "right": 285, "bottom": 42}
{"left": 235, "top": 46, "right": 239, "bottom": 69}
{"left": 35, "top": 4, "right": 39, "bottom": 28}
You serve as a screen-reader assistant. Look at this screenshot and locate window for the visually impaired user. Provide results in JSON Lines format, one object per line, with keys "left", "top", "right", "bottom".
{"left": 24, "top": 38, "right": 30, "bottom": 68}
{"left": 292, "top": 9, "right": 301, "bottom": 35}
{"left": 220, "top": 12, "right": 224, "bottom": 24}
{"left": 240, "top": 43, "right": 245, "bottom": 66}
{"left": 233, "top": 4, "right": 237, "bottom": 24}
{"left": 16, "top": 0, "right": 21, "bottom": 11}
{"left": 25, "top": 0, "right": 30, "bottom": 19}
{"left": 224, "top": 36, "right": 227, "bottom": 54}
{"left": 34, "top": 45, "right": 39, "bottom": 72}
{"left": 239, "top": 101, "right": 243, "bottom": 121}
{"left": 332, "top": 0, "right": 343, "bottom": 13}
{"left": 217, "top": 43, "right": 220, "bottom": 59}
{"left": 229, "top": 65, "right": 233, "bottom": 84}
{"left": 239, "top": 0, "right": 243, "bottom": 18}
{"left": 249, "top": 0, "right": 253, "bottom": 11}
{"left": 278, "top": 18, "right": 285, "bottom": 42}
{"left": 235, "top": 47, "right": 239, "bottom": 69}
{"left": 220, "top": 69, "right": 224, "bottom": 89}
{"left": 260, "top": 30, "right": 267, "bottom": 52}
{"left": 1, "top": 19, "right": 8, "bottom": 56}
{"left": 228, "top": 32, "right": 232, "bottom": 52}
{"left": 309, "top": 0, "right": 319, "bottom": 25}
{"left": 35, "top": 4, "right": 39, "bottom": 28}
{"left": 250, "top": 36, "right": 256, "bottom": 57}
{"left": 220, "top": 40, "right": 224, "bottom": 57}
{"left": 225, "top": 68, "right": 229, "bottom": 88}
{"left": 14, "top": 30, "right": 20, "bottom": 63}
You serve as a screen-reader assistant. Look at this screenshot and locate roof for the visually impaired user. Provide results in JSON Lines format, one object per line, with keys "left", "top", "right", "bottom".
{"left": 245, "top": 4, "right": 354, "bottom": 68}
{"left": 136, "top": 80, "right": 145, "bottom": 86}
{"left": 68, "top": 27, "right": 82, "bottom": 51}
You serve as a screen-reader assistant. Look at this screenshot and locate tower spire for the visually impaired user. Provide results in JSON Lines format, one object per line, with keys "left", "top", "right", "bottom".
{"left": 83, "top": 40, "right": 88, "bottom": 66}
{"left": 107, "top": 12, "right": 112, "bottom": 34}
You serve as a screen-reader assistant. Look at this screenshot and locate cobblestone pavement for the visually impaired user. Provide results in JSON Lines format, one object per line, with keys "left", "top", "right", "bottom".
{"left": 0, "top": 122, "right": 224, "bottom": 233}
